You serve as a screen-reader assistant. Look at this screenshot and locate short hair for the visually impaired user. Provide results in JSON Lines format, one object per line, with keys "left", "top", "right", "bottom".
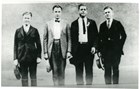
{"left": 22, "top": 12, "right": 32, "bottom": 17}
{"left": 103, "top": 6, "right": 113, "bottom": 11}
{"left": 78, "top": 4, "right": 87, "bottom": 10}
{"left": 52, "top": 5, "right": 63, "bottom": 11}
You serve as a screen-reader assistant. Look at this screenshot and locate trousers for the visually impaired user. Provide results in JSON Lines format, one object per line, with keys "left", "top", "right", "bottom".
{"left": 50, "top": 39, "right": 66, "bottom": 86}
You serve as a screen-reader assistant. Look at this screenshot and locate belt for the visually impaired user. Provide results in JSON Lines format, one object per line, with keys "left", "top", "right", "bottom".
{"left": 54, "top": 39, "right": 60, "bottom": 42}
{"left": 79, "top": 42, "right": 88, "bottom": 44}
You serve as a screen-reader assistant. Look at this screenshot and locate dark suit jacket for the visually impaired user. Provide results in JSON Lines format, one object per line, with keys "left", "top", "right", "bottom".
{"left": 99, "top": 19, "right": 127, "bottom": 56}
{"left": 70, "top": 18, "right": 98, "bottom": 64}
{"left": 14, "top": 26, "right": 42, "bottom": 63}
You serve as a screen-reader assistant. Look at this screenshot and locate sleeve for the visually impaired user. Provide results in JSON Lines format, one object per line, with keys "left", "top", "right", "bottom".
{"left": 66, "top": 23, "right": 71, "bottom": 53}
{"left": 92, "top": 20, "right": 99, "bottom": 49}
{"left": 43, "top": 23, "right": 49, "bottom": 55}
{"left": 98, "top": 24, "right": 103, "bottom": 53}
{"left": 70, "top": 22, "right": 76, "bottom": 56}
{"left": 118, "top": 21, "right": 127, "bottom": 49}
{"left": 14, "top": 30, "right": 18, "bottom": 60}
{"left": 35, "top": 29, "right": 42, "bottom": 58}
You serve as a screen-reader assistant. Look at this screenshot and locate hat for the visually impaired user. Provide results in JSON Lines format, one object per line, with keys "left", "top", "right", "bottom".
{"left": 14, "top": 65, "right": 21, "bottom": 80}
{"left": 96, "top": 58, "right": 104, "bottom": 70}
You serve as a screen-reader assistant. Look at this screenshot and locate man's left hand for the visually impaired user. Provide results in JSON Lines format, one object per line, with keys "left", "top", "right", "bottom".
{"left": 66, "top": 52, "right": 73, "bottom": 60}
{"left": 37, "top": 57, "right": 41, "bottom": 64}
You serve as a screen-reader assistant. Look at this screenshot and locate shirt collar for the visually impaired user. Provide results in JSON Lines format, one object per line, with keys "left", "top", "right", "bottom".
{"left": 23, "top": 24, "right": 30, "bottom": 28}
{"left": 79, "top": 17, "right": 87, "bottom": 21}
{"left": 106, "top": 18, "right": 113, "bottom": 24}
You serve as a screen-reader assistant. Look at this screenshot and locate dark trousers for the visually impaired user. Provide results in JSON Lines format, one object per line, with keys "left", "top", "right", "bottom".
{"left": 75, "top": 43, "right": 94, "bottom": 85}
{"left": 103, "top": 50, "right": 121, "bottom": 84}
{"left": 20, "top": 61, "right": 37, "bottom": 86}
{"left": 50, "top": 40, "right": 66, "bottom": 86}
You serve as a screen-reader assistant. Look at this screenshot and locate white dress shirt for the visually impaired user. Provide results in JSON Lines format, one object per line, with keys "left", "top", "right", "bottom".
{"left": 78, "top": 17, "right": 88, "bottom": 43}
{"left": 53, "top": 19, "right": 61, "bottom": 39}
{"left": 106, "top": 18, "right": 113, "bottom": 29}
{"left": 23, "top": 24, "right": 30, "bottom": 33}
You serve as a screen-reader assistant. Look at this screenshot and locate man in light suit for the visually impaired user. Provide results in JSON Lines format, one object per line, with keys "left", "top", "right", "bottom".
{"left": 98, "top": 6, "right": 127, "bottom": 84}
{"left": 70, "top": 4, "right": 98, "bottom": 85}
{"left": 43, "top": 5, "right": 72, "bottom": 86}
{"left": 13, "top": 12, "right": 42, "bottom": 86}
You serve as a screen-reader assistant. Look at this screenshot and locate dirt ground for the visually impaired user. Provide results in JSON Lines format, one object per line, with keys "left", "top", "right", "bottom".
{"left": 1, "top": 59, "right": 138, "bottom": 88}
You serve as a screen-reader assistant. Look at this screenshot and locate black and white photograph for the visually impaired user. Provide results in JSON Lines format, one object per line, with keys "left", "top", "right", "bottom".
{"left": 1, "top": 1, "right": 139, "bottom": 88}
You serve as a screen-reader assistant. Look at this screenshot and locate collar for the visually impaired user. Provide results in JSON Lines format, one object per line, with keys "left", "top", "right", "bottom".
{"left": 106, "top": 18, "right": 113, "bottom": 24}
{"left": 23, "top": 24, "right": 30, "bottom": 28}
{"left": 78, "top": 17, "right": 87, "bottom": 21}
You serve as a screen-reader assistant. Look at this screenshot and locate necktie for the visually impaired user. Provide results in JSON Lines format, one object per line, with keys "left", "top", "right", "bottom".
{"left": 55, "top": 19, "right": 60, "bottom": 23}
{"left": 107, "top": 20, "right": 110, "bottom": 29}
{"left": 82, "top": 18, "right": 86, "bottom": 34}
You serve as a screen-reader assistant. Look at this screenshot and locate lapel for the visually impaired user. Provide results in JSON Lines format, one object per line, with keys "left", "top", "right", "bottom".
{"left": 20, "top": 25, "right": 33, "bottom": 37}
{"left": 60, "top": 19, "right": 64, "bottom": 33}
{"left": 87, "top": 18, "right": 91, "bottom": 30}
{"left": 26, "top": 26, "right": 32, "bottom": 36}
{"left": 75, "top": 18, "right": 79, "bottom": 32}
{"left": 20, "top": 26, "right": 25, "bottom": 37}
{"left": 49, "top": 20, "right": 54, "bottom": 35}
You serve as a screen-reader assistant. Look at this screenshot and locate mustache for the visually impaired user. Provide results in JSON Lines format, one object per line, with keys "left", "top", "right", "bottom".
{"left": 24, "top": 21, "right": 30, "bottom": 22}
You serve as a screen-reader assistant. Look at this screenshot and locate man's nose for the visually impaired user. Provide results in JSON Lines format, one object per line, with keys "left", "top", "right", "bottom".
{"left": 82, "top": 10, "right": 85, "bottom": 12}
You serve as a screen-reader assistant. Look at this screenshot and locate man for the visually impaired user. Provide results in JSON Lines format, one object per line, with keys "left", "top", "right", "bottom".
{"left": 13, "top": 12, "right": 42, "bottom": 86}
{"left": 43, "top": 5, "right": 72, "bottom": 86}
{"left": 98, "top": 6, "right": 127, "bottom": 84}
{"left": 70, "top": 4, "right": 98, "bottom": 85}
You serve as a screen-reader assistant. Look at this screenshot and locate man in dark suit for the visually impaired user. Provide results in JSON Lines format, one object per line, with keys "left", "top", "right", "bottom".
{"left": 98, "top": 6, "right": 127, "bottom": 84}
{"left": 70, "top": 4, "right": 98, "bottom": 85}
{"left": 43, "top": 5, "right": 72, "bottom": 86}
{"left": 13, "top": 12, "right": 42, "bottom": 86}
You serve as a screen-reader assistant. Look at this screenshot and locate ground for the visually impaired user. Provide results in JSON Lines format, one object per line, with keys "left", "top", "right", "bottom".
{"left": 1, "top": 59, "right": 138, "bottom": 88}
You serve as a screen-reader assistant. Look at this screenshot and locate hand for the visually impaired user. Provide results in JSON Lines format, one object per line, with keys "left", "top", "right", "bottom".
{"left": 44, "top": 53, "right": 49, "bottom": 60}
{"left": 66, "top": 52, "right": 73, "bottom": 60}
{"left": 46, "top": 60, "right": 51, "bottom": 73}
{"left": 37, "top": 57, "right": 41, "bottom": 64}
{"left": 98, "top": 52, "right": 102, "bottom": 57}
{"left": 91, "top": 47, "right": 96, "bottom": 54}
{"left": 14, "top": 59, "right": 18, "bottom": 66}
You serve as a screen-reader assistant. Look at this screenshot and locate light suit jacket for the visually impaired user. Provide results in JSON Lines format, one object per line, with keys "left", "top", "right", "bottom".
{"left": 43, "top": 19, "right": 71, "bottom": 59}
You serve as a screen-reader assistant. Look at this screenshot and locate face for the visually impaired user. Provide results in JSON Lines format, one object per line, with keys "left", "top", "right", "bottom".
{"left": 104, "top": 8, "right": 113, "bottom": 20}
{"left": 79, "top": 6, "right": 87, "bottom": 18}
{"left": 53, "top": 7, "right": 62, "bottom": 19}
{"left": 22, "top": 14, "right": 32, "bottom": 25}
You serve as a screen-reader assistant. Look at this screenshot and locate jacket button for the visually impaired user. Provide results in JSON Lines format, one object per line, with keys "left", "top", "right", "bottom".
{"left": 108, "top": 38, "right": 111, "bottom": 40}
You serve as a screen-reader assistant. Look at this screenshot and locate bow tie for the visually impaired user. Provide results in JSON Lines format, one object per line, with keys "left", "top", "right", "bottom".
{"left": 55, "top": 19, "right": 60, "bottom": 23}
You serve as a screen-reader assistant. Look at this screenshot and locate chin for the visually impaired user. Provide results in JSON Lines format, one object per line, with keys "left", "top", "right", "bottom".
{"left": 107, "top": 18, "right": 110, "bottom": 20}
{"left": 81, "top": 14, "right": 86, "bottom": 16}
{"left": 81, "top": 15, "right": 86, "bottom": 17}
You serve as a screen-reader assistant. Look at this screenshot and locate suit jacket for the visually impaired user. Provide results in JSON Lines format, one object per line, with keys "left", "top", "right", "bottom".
{"left": 14, "top": 26, "right": 42, "bottom": 63}
{"left": 99, "top": 19, "right": 127, "bottom": 55}
{"left": 43, "top": 19, "right": 71, "bottom": 59}
{"left": 71, "top": 18, "right": 98, "bottom": 58}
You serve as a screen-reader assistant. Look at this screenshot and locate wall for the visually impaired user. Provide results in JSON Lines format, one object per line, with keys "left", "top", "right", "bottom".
{"left": 2, "top": 3, "right": 139, "bottom": 86}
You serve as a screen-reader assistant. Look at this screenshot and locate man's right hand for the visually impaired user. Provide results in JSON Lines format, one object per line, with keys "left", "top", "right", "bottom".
{"left": 44, "top": 53, "right": 49, "bottom": 60}
{"left": 46, "top": 60, "right": 51, "bottom": 73}
{"left": 14, "top": 59, "right": 18, "bottom": 66}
